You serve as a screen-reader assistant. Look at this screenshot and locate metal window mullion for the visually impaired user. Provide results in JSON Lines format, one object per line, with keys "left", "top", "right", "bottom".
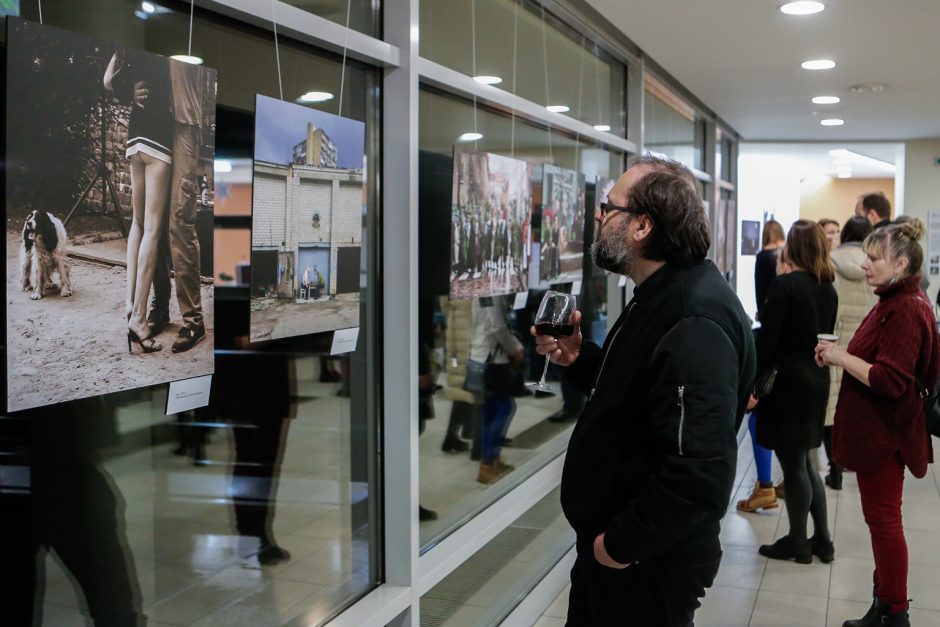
{"left": 381, "top": 0, "right": 421, "bottom": 625}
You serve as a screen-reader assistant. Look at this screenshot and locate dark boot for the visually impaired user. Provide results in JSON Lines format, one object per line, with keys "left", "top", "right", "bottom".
{"left": 809, "top": 535, "right": 835, "bottom": 563}
{"left": 842, "top": 596, "right": 909, "bottom": 627}
{"left": 758, "top": 535, "right": 812, "bottom": 564}
{"left": 825, "top": 465, "right": 844, "bottom": 490}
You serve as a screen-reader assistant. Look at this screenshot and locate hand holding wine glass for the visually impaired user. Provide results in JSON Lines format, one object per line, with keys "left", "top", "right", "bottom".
{"left": 527, "top": 291, "right": 580, "bottom": 393}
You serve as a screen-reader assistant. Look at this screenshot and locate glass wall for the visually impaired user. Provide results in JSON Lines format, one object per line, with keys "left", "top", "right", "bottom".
{"left": 420, "top": 0, "right": 626, "bottom": 138}
{"left": 644, "top": 76, "right": 706, "bottom": 171}
{"left": 0, "top": 1, "right": 382, "bottom": 626}
{"left": 419, "top": 487, "right": 573, "bottom": 625}
{"left": 417, "top": 88, "right": 623, "bottom": 549}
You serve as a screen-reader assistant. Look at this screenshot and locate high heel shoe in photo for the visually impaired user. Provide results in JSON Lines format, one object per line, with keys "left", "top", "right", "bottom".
{"left": 128, "top": 314, "right": 162, "bottom": 354}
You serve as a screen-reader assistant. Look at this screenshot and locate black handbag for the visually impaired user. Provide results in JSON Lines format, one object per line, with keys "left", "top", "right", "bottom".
{"left": 915, "top": 375, "right": 940, "bottom": 438}
{"left": 753, "top": 365, "right": 779, "bottom": 399}
{"left": 463, "top": 358, "right": 488, "bottom": 394}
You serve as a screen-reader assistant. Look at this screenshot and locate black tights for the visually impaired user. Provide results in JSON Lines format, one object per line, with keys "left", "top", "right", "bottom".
{"left": 775, "top": 447, "right": 830, "bottom": 544}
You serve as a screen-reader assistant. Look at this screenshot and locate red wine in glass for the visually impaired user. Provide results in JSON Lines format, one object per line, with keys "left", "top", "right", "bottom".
{"left": 526, "top": 290, "right": 577, "bottom": 393}
{"left": 534, "top": 323, "right": 574, "bottom": 338}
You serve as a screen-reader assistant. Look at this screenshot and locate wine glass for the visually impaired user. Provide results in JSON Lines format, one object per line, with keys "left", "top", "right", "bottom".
{"left": 526, "top": 290, "right": 577, "bottom": 394}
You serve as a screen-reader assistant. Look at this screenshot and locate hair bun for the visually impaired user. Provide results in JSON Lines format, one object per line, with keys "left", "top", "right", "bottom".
{"left": 896, "top": 217, "right": 925, "bottom": 241}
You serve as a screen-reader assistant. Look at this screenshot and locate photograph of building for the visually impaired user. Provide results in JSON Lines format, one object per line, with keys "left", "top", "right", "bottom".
{"left": 250, "top": 95, "right": 365, "bottom": 342}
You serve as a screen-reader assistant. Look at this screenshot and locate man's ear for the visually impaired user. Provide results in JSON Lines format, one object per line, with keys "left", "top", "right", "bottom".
{"left": 632, "top": 214, "right": 654, "bottom": 243}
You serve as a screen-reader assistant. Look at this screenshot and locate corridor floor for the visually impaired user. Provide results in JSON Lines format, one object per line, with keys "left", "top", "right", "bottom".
{"left": 535, "top": 440, "right": 940, "bottom": 627}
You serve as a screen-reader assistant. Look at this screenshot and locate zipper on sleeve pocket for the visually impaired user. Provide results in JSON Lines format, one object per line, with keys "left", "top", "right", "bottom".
{"left": 677, "top": 385, "right": 686, "bottom": 456}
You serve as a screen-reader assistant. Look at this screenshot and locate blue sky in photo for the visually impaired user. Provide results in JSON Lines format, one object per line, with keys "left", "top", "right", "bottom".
{"left": 0, "top": 0, "right": 20, "bottom": 16}
{"left": 254, "top": 94, "right": 365, "bottom": 169}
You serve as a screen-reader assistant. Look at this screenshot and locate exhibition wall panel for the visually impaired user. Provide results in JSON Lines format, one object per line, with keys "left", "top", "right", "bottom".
{"left": 0, "top": 1, "right": 383, "bottom": 625}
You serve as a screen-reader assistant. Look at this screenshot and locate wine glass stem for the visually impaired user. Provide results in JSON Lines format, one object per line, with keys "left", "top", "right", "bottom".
{"left": 539, "top": 355, "right": 550, "bottom": 385}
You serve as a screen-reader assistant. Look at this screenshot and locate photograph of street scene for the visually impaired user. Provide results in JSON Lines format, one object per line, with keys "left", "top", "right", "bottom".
{"left": 450, "top": 149, "right": 531, "bottom": 300}
{"left": 538, "top": 165, "right": 586, "bottom": 284}
{"left": 250, "top": 95, "right": 365, "bottom": 342}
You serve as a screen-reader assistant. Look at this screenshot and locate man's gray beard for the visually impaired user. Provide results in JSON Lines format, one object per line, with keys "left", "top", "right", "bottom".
{"left": 591, "top": 220, "right": 634, "bottom": 276}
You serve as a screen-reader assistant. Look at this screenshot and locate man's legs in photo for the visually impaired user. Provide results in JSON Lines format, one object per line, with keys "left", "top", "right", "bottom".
{"left": 167, "top": 123, "right": 205, "bottom": 352}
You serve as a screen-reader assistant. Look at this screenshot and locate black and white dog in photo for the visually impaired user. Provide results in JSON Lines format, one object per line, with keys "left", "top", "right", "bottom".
{"left": 20, "top": 209, "right": 73, "bottom": 300}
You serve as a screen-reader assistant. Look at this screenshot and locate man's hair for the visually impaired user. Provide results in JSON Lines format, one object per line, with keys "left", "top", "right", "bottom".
{"left": 762, "top": 220, "right": 785, "bottom": 247}
{"left": 785, "top": 219, "right": 834, "bottom": 283}
{"left": 625, "top": 154, "right": 710, "bottom": 264}
{"left": 840, "top": 215, "right": 872, "bottom": 244}
{"left": 860, "top": 192, "right": 891, "bottom": 220}
{"left": 818, "top": 218, "right": 839, "bottom": 229}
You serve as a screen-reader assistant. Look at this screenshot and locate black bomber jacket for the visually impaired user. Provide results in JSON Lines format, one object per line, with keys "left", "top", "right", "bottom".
{"left": 561, "top": 260, "right": 755, "bottom": 565}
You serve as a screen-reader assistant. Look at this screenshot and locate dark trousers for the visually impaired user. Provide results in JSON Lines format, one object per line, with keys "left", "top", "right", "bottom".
{"left": 231, "top": 419, "right": 289, "bottom": 541}
{"left": 567, "top": 544, "right": 721, "bottom": 626}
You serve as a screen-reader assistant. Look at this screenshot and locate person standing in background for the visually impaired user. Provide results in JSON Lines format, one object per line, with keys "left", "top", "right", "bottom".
{"left": 817, "top": 219, "right": 939, "bottom": 627}
{"left": 820, "top": 216, "right": 876, "bottom": 490}
{"left": 755, "top": 220, "right": 786, "bottom": 320}
{"left": 819, "top": 218, "right": 841, "bottom": 251}
{"left": 751, "top": 220, "right": 837, "bottom": 565}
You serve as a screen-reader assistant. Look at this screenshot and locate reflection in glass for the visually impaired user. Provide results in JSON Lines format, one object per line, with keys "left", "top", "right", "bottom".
{"left": 3, "top": 2, "right": 382, "bottom": 625}
{"left": 420, "top": 0, "right": 626, "bottom": 137}
{"left": 644, "top": 77, "right": 705, "bottom": 171}
{"left": 420, "top": 487, "right": 574, "bottom": 626}
{"left": 418, "top": 88, "right": 622, "bottom": 548}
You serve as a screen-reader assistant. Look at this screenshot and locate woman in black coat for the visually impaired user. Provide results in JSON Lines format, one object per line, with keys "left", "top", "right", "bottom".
{"left": 751, "top": 220, "right": 838, "bottom": 564}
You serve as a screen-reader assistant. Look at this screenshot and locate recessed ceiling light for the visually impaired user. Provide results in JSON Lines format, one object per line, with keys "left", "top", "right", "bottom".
{"left": 473, "top": 75, "right": 503, "bottom": 85}
{"left": 820, "top": 118, "right": 844, "bottom": 126}
{"left": 812, "top": 96, "right": 840, "bottom": 104}
{"left": 214, "top": 159, "right": 233, "bottom": 173}
{"left": 458, "top": 132, "right": 483, "bottom": 142}
{"left": 546, "top": 105, "right": 570, "bottom": 113}
{"left": 837, "top": 172, "right": 852, "bottom": 179}
{"left": 299, "top": 91, "right": 334, "bottom": 103}
{"left": 141, "top": 1, "right": 156, "bottom": 13}
{"left": 170, "top": 54, "right": 204, "bottom": 65}
{"left": 779, "top": 1, "right": 825, "bottom": 15}
{"left": 801, "top": 59, "right": 836, "bottom": 70}
{"left": 593, "top": 125, "right": 611, "bottom": 132}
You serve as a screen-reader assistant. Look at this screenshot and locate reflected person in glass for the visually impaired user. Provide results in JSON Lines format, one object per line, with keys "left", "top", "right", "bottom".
{"left": 533, "top": 155, "right": 755, "bottom": 626}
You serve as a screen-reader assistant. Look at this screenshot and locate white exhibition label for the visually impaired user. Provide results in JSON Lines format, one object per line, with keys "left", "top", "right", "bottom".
{"left": 166, "top": 375, "right": 212, "bottom": 415}
{"left": 513, "top": 291, "right": 529, "bottom": 310}
{"left": 331, "top": 327, "right": 360, "bottom": 355}
{"left": 618, "top": 276, "right": 627, "bottom": 287}
{"left": 572, "top": 280, "right": 582, "bottom": 296}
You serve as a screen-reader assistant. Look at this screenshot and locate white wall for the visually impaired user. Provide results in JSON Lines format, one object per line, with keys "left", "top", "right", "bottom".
{"left": 735, "top": 146, "right": 803, "bottom": 319}
{"left": 899, "top": 139, "right": 940, "bottom": 304}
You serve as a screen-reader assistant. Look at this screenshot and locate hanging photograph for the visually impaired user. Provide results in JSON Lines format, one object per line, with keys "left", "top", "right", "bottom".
{"left": 450, "top": 149, "right": 531, "bottom": 300}
{"left": 4, "top": 18, "right": 217, "bottom": 412}
{"left": 741, "top": 219, "right": 761, "bottom": 255}
{"left": 250, "top": 94, "right": 365, "bottom": 342}
{"left": 537, "top": 165, "right": 586, "bottom": 284}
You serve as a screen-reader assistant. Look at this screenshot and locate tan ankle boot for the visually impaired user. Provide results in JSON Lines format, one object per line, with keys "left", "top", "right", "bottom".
{"left": 737, "top": 480, "right": 779, "bottom": 512}
{"left": 477, "top": 460, "right": 512, "bottom": 485}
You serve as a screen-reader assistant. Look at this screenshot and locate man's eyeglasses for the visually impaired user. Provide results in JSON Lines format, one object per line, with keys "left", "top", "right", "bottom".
{"left": 599, "top": 201, "right": 631, "bottom": 218}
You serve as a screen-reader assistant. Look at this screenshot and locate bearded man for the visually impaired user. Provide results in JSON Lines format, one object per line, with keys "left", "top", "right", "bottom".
{"left": 533, "top": 155, "right": 755, "bottom": 626}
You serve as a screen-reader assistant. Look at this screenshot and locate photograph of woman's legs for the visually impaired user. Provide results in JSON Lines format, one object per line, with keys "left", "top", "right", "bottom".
{"left": 126, "top": 152, "right": 170, "bottom": 354}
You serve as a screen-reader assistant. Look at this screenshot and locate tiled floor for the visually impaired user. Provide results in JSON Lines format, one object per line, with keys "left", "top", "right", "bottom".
{"left": 536, "top": 438, "right": 940, "bottom": 627}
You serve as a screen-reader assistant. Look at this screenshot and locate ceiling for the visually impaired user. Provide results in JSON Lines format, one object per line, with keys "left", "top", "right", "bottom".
{"left": 584, "top": 0, "right": 940, "bottom": 142}
{"left": 742, "top": 142, "right": 900, "bottom": 179}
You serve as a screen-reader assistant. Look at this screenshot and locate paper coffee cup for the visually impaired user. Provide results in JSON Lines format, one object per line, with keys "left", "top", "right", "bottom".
{"left": 817, "top": 333, "right": 839, "bottom": 343}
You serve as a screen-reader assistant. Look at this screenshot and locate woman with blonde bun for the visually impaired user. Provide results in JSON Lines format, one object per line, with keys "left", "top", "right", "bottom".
{"left": 816, "top": 218, "right": 940, "bottom": 627}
